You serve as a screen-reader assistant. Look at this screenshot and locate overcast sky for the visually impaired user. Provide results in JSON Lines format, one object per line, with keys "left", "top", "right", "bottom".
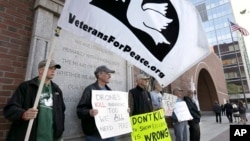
{"left": 231, "top": 0, "right": 250, "bottom": 61}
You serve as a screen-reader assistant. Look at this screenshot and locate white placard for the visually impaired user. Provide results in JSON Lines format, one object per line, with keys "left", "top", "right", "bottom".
{"left": 162, "top": 93, "right": 177, "bottom": 116}
{"left": 173, "top": 101, "right": 193, "bottom": 122}
{"left": 92, "top": 90, "right": 132, "bottom": 139}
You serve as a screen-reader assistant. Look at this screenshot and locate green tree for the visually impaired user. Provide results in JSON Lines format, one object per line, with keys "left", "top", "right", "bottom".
{"left": 227, "top": 83, "right": 241, "bottom": 94}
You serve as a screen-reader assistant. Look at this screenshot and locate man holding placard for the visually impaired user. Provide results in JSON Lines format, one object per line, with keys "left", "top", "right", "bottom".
{"left": 77, "top": 65, "right": 116, "bottom": 141}
{"left": 171, "top": 87, "right": 193, "bottom": 141}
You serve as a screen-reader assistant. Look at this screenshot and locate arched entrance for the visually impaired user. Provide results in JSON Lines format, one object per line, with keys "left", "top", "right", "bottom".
{"left": 197, "top": 69, "right": 217, "bottom": 111}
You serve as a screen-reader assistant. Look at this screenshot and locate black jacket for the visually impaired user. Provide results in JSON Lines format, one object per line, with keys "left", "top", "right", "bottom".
{"left": 3, "top": 77, "right": 65, "bottom": 141}
{"left": 224, "top": 103, "right": 233, "bottom": 113}
{"left": 76, "top": 81, "right": 112, "bottom": 137}
{"left": 212, "top": 103, "right": 222, "bottom": 114}
{"left": 129, "top": 85, "right": 153, "bottom": 116}
{"left": 184, "top": 96, "right": 201, "bottom": 123}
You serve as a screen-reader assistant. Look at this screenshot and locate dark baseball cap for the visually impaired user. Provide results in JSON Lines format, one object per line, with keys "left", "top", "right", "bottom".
{"left": 94, "top": 65, "right": 115, "bottom": 75}
{"left": 38, "top": 59, "right": 61, "bottom": 69}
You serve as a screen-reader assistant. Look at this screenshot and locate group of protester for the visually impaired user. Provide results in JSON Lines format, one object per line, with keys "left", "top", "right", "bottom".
{"left": 213, "top": 100, "right": 247, "bottom": 125}
{"left": 170, "top": 87, "right": 201, "bottom": 141}
{"left": 6, "top": 59, "right": 247, "bottom": 141}
{"left": 3, "top": 60, "right": 155, "bottom": 141}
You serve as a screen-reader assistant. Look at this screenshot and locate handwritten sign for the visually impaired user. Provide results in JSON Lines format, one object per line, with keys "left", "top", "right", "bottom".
{"left": 92, "top": 90, "right": 132, "bottom": 139}
{"left": 173, "top": 101, "right": 193, "bottom": 122}
{"left": 162, "top": 93, "right": 177, "bottom": 116}
{"left": 130, "top": 109, "right": 171, "bottom": 141}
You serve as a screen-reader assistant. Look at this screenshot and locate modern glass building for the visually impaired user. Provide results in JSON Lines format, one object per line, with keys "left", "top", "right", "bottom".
{"left": 189, "top": 0, "right": 250, "bottom": 104}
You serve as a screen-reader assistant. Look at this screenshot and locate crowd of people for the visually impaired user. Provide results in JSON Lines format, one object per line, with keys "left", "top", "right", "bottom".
{"left": 3, "top": 59, "right": 248, "bottom": 141}
{"left": 217, "top": 100, "right": 247, "bottom": 125}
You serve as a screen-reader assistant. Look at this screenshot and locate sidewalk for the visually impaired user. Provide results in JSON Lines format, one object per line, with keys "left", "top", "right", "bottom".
{"left": 169, "top": 112, "right": 250, "bottom": 141}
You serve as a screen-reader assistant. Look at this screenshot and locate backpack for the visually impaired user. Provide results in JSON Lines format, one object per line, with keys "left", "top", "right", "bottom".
{"left": 239, "top": 106, "right": 246, "bottom": 113}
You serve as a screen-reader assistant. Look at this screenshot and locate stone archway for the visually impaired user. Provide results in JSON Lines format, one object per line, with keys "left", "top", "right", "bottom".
{"left": 197, "top": 69, "right": 218, "bottom": 111}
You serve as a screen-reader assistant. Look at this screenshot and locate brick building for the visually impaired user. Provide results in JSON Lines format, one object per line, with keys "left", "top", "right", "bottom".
{"left": 0, "top": 1, "right": 35, "bottom": 141}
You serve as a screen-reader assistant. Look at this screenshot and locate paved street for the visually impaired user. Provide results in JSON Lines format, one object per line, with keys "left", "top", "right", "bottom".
{"left": 169, "top": 112, "right": 250, "bottom": 141}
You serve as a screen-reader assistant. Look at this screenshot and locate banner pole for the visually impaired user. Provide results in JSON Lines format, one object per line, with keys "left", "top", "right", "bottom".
{"left": 24, "top": 27, "right": 61, "bottom": 141}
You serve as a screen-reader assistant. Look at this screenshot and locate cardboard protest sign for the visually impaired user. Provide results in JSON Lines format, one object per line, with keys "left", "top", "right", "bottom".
{"left": 130, "top": 109, "right": 171, "bottom": 141}
{"left": 173, "top": 101, "right": 193, "bottom": 122}
{"left": 162, "top": 93, "right": 177, "bottom": 116}
{"left": 92, "top": 90, "right": 132, "bottom": 139}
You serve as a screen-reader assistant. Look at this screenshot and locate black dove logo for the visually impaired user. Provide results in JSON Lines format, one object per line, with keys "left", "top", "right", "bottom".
{"left": 90, "top": 0, "right": 179, "bottom": 61}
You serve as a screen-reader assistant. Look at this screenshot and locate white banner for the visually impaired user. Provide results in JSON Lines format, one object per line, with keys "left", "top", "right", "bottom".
{"left": 58, "top": 0, "right": 211, "bottom": 87}
{"left": 92, "top": 90, "right": 132, "bottom": 139}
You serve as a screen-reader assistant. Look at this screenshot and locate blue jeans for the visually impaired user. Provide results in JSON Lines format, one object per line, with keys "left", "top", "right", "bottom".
{"left": 85, "top": 136, "right": 116, "bottom": 141}
{"left": 173, "top": 121, "right": 188, "bottom": 141}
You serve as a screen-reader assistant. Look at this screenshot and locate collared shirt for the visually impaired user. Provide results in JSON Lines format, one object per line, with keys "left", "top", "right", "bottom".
{"left": 150, "top": 90, "right": 163, "bottom": 110}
